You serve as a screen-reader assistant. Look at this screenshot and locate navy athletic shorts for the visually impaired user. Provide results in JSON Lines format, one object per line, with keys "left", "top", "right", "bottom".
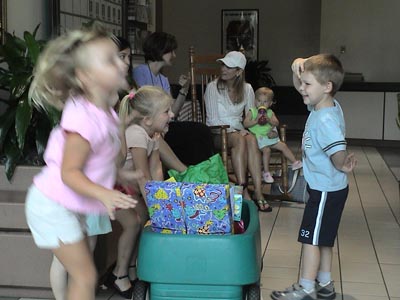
{"left": 298, "top": 185, "right": 349, "bottom": 247}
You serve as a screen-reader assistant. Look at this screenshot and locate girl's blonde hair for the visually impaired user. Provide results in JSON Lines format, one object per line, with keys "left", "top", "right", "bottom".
{"left": 255, "top": 87, "right": 274, "bottom": 102}
{"left": 119, "top": 86, "right": 173, "bottom": 126}
{"left": 29, "top": 22, "right": 113, "bottom": 110}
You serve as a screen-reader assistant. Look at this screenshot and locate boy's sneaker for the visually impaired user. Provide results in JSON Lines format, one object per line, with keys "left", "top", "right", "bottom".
{"left": 271, "top": 283, "right": 316, "bottom": 300}
{"left": 316, "top": 281, "right": 336, "bottom": 300}
{"left": 291, "top": 160, "right": 303, "bottom": 170}
{"left": 263, "top": 171, "right": 274, "bottom": 183}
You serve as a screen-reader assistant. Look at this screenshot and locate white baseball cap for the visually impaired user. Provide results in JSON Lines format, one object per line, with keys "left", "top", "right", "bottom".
{"left": 217, "top": 51, "right": 247, "bottom": 70}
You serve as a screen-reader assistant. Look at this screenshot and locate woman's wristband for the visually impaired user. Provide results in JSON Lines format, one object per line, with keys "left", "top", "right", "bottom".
{"left": 179, "top": 89, "right": 188, "bottom": 97}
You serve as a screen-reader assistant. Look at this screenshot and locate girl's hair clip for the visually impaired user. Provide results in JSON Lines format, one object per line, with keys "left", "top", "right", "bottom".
{"left": 128, "top": 92, "right": 135, "bottom": 99}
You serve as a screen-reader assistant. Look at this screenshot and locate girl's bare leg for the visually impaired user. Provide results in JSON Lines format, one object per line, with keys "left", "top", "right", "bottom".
{"left": 271, "top": 141, "right": 297, "bottom": 163}
{"left": 53, "top": 238, "right": 97, "bottom": 300}
{"left": 261, "top": 146, "right": 271, "bottom": 173}
{"left": 127, "top": 198, "right": 148, "bottom": 280}
{"left": 50, "top": 256, "right": 67, "bottom": 300}
{"left": 113, "top": 208, "right": 141, "bottom": 290}
{"left": 50, "top": 236, "right": 97, "bottom": 300}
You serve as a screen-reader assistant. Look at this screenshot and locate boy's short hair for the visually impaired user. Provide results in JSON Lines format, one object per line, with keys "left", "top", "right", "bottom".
{"left": 304, "top": 54, "right": 344, "bottom": 96}
{"left": 255, "top": 87, "right": 274, "bottom": 101}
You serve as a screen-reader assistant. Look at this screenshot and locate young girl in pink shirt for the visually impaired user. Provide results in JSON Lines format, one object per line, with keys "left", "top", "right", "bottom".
{"left": 25, "top": 23, "right": 140, "bottom": 300}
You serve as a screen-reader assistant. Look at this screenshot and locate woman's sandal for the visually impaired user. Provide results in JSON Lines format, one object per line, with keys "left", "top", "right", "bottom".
{"left": 254, "top": 199, "right": 272, "bottom": 212}
{"left": 104, "top": 272, "right": 133, "bottom": 299}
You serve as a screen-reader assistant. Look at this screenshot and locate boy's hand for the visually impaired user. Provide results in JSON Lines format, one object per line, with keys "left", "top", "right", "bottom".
{"left": 340, "top": 152, "right": 357, "bottom": 173}
{"left": 332, "top": 151, "right": 357, "bottom": 173}
{"left": 291, "top": 58, "right": 307, "bottom": 78}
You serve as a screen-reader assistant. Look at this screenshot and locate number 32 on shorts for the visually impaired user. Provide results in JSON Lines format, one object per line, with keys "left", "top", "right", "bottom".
{"left": 300, "top": 229, "right": 310, "bottom": 238}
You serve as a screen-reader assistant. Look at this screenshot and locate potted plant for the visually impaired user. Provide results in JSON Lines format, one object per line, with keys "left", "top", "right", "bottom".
{"left": 245, "top": 59, "right": 276, "bottom": 90}
{"left": 0, "top": 25, "right": 60, "bottom": 181}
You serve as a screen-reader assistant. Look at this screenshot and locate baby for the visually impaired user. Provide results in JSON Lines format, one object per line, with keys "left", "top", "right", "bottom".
{"left": 243, "top": 87, "right": 302, "bottom": 183}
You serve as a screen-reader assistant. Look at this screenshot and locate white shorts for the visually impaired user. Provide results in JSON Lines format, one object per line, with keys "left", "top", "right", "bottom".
{"left": 256, "top": 135, "right": 280, "bottom": 149}
{"left": 25, "top": 185, "right": 111, "bottom": 249}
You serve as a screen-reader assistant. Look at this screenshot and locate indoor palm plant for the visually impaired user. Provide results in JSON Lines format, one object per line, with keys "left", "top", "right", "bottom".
{"left": 0, "top": 25, "right": 60, "bottom": 181}
{"left": 245, "top": 59, "right": 276, "bottom": 90}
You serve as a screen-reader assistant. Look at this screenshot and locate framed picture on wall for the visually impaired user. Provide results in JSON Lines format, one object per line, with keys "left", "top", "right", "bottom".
{"left": 221, "top": 9, "right": 258, "bottom": 61}
{"left": 0, "top": 0, "right": 6, "bottom": 44}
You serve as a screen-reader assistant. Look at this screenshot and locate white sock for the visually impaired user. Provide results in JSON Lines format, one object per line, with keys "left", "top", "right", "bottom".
{"left": 299, "top": 278, "right": 315, "bottom": 292}
{"left": 317, "top": 271, "right": 331, "bottom": 285}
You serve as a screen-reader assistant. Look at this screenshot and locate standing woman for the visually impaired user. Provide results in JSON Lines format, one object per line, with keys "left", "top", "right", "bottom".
{"left": 102, "top": 36, "right": 144, "bottom": 299}
{"left": 133, "top": 31, "right": 214, "bottom": 166}
{"left": 205, "top": 51, "right": 271, "bottom": 212}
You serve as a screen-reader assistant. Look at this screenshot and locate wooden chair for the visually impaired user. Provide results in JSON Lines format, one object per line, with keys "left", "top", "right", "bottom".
{"left": 188, "top": 46, "right": 291, "bottom": 199}
{"left": 189, "top": 46, "right": 230, "bottom": 167}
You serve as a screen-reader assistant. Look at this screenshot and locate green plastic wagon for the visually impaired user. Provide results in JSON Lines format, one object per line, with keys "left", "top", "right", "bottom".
{"left": 132, "top": 200, "right": 262, "bottom": 300}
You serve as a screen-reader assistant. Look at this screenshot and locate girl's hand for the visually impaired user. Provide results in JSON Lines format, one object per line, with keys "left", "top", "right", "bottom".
{"left": 117, "top": 169, "right": 144, "bottom": 187}
{"left": 267, "top": 129, "right": 279, "bottom": 139}
{"left": 99, "top": 189, "right": 138, "bottom": 220}
{"left": 239, "top": 129, "right": 249, "bottom": 136}
{"left": 291, "top": 58, "right": 307, "bottom": 78}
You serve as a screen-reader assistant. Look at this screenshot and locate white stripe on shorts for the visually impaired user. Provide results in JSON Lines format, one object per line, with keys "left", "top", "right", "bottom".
{"left": 313, "top": 191, "right": 328, "bottom": 245}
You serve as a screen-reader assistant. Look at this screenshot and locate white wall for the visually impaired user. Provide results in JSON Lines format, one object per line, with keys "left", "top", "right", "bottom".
{"left": 7, "top": 0, "right": 51, "bottom": 40}
{"left": 321, "top": 0, "right": 400, "bottom": 82}
{"left": 161, "top": 0, "right": 321, "bottom": 86}
{"left": 5, "top": 1, "right": 400, "bottom": 84}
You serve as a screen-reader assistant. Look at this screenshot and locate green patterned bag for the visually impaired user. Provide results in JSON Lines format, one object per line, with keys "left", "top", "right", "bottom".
{"left": 168, "top": 154, "right": 229, "bottom": 184}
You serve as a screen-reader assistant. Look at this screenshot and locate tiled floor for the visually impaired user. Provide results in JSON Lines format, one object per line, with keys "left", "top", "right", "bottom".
{"left": 260, "top": 145, "right": 400, "bottom": 300}
{"left": 2, "top": 145, "right": 399, "bottom": 300}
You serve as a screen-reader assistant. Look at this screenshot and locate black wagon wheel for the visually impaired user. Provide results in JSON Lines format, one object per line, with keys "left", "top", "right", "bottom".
{"left": 243, "top": 282, "right": 261, "bottom": 300}
{"left": 132, "top": 280, "right": 149, "bottom": 300}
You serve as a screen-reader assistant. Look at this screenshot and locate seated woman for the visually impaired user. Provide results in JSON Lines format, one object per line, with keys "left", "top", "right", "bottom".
{"left": 133, "top": 31, "right": 214, "bottom": 166}
{"left": 205, "top": 51, "right": 271, "bottom": 212}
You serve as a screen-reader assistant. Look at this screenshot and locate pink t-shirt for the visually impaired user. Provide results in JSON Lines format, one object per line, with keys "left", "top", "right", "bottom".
{"left": 33, "top": 96, "right": 121, "bottom": 214}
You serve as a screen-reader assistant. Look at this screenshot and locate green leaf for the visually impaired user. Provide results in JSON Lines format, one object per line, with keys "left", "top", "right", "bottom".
{"left": 10, "top": 72, "right": 31, "bottom": 98}
{"left": 15, "top": 96, "right": 33, "bottom": 150}
{"left": 4, "top": 138, "right": 21, "bottom": 181}
{"left": 0, "top": 106, "right": 16, "bottom": 146}
{"left": 32, "top": 24, "right": 41, "bottom": 38}
{"left": 43, "top": 104, "right": 62, "bottom": 127}
{"left": 0, "top": 24, "right": 47, "bottom": 181}
{"left": 24, "top": 31, "right": 40, "bottom": 65}
{"left": 35, "top": 114, "right": 51, "bottom": 156}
